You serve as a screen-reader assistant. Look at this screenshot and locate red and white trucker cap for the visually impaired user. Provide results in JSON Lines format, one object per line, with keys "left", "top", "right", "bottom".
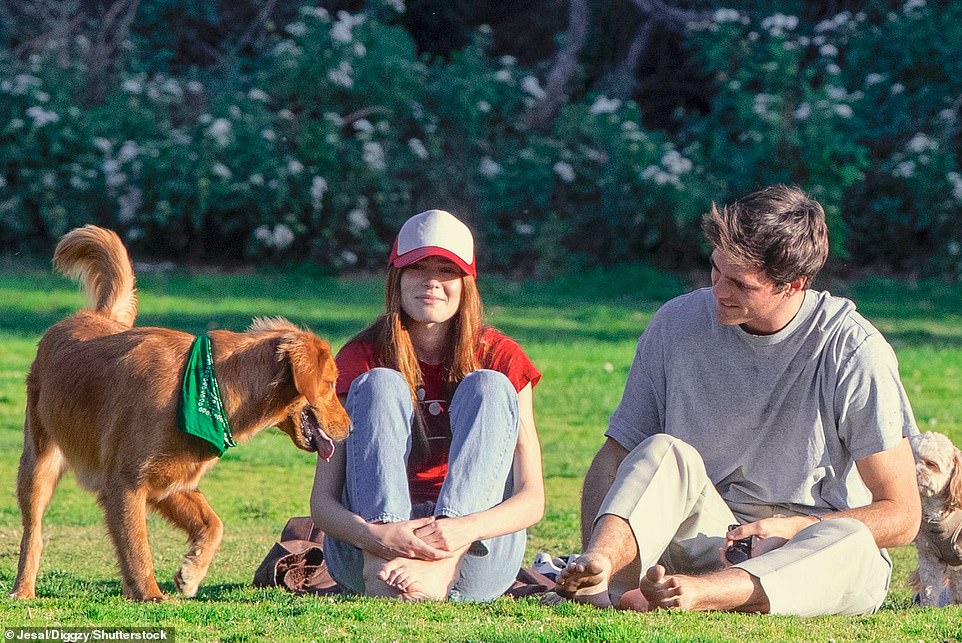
{"left": 388, "top": 209, "right": 476, "bottom": 277}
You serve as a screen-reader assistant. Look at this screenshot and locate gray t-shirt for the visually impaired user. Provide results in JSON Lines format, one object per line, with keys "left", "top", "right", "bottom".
{"left": 606, "top": 287, "right": 917, "bottom": 512}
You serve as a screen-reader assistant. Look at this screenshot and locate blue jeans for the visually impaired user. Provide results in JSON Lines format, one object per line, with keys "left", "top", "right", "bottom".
{"left": 324, "top": 367, "right": 525, "bottom": 601}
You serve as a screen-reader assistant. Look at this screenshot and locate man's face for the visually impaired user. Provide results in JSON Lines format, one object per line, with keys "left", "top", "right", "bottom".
{"left": 709, "top": 250, "right": 795, "bottom": 335}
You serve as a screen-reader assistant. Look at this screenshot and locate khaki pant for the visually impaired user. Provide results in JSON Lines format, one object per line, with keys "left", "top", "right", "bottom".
{"left": 598, "top": 434, "right": 892, "bottom": 616}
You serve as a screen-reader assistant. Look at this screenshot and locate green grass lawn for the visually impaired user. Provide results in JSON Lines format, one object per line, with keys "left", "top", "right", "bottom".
{"left": 1, "top": 263, "right": 961, "bottom": 641}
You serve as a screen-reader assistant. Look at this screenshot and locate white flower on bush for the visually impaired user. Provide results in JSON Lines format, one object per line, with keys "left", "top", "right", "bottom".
{"left": 354, "top": 42, "right": 367, "bottom": 57}
{"left": 760, "top": 13, "right": 798, "bottom": 37}
{"left": 712, "top": 8, "right": 741, "bottom": 23}
{"left": 479, "top": 156, "right": 502, "bottom": 178}
{"left": 255, "top": 224, "right": 295, "bottom": 250}
{"left": 521, "top": 76, "right": 546, "bottom": 100}
{"left": 348, "top": 208, "right": 370, "bottom": 233}
{"left": 261, "top": 129, "right": 276, "bottom": 142}
{"left": 642, "top": 166, "right": 674, "bottom": 186}
{"left": 249, "top": 174, "right": 265, "bottom": 186}
{"left": 383, "top": 0, "right": 405, "bottom": 13}
{"left": 865, "top": 73, "right": 884, "bottom": 86}
{"left": 903, "top": 0, "right": 927, "bottom": 14}
{"left": 340, "top": 250, "right": 358, "bottom": 266}
{"left": 248, "top": 88, "right": 270, "bottom": 102}
{"left": 938, "top": 109, "right": 956, "bottom": 122}
{"left": 353, "top": 118, "right": 374, "bottom": 133}
{"left": 752, "top": 93, "right": 776, "bottom": 116}
{"left": 362, "top": 142, "right": 386, "bottom": 171}
{"left": 553, "top": 161, "right": 576, "bottom": 183}
{"left": 0, "top": 175, "right": 6, "bottom": 188}
{"left": 301, "top": 6, "right": 330, "bottom": 21}
{"left": 7, "top": 74, "right": 41, "bottom": 95}
{"left": 662, "top": 150, "right": 693, "bottom": 175}
{"left": 208, "top": 118, "right": 232, "bottom": 146}
{"left": 499, "top": 55, "right": 517, "bottom": 67}
{"left": 171, "top": 129, "right": 191, "bottom": 146}
{"left": 948, "top": 172, "right": 962, "bottom": 201}
{"left": 117, "top": 187, "right": 142, "bottom": 223}
{"left": 229, "top": 105, "right": 242, "bottom": 119}
{"left": 26, "top": 106, "right": 59, "bottom": 127}
{"left": 408, "top": 138, "right": 429, "bottom": 160}
{"left": 794, "top": 102, "right": 811, "bottom": 120}
{"left": 514, "top": 221, "right": 535, "bottom": 235}
{"left": 892, "top": 160, "right": 915, "bottom": 178}
{"left": 906, "top": 134, "right": 937, "bottom": 154}
{"left": 8, "top": 118, "right": 24, "bottom": 130}
{"left": 328, "top": 61, "right": 354, "bottom": 88}
{"left": 117, "top": 141, "right": 139, "bottom": 163}
{"left": 211, "top": 163, "right": 232, "bottom": 180}
{"left": 93, "top": 137, "right": 112, "bottom": 154}
{"left": 819, "top": 44, "right": 839, "bottom": 57}
{"left": 825, "top": 63, "right": 841, "bottom": 75}
{"left": 273, "top": 41, "right": 302, "bottom": 58}
{"left": 186, "top": 80, "right": 204, "bottom": 94}
{"left": 494, "top": 69, "right": 512, "bottom": 83}
{"left": 310, "top": 176, "right": 328, "bottom": 206}
{"left": 287, "top": 159, "right": 304, "bottom": 175}
{"left": 891, "top": 83, "right": 905, "bottom": 95}
{"left": 477, "top": 101, "right": 491, "bottom": 113}
{"left": 331, "top": 11, "right": 365, "bottom": 43}
{"left": 121, "top": 78, "right": 143, "bottom": 94}
{"left": 285, "top": 21, "right": 308, "bottom": 37}
{"left": 590, "top": 96, "right": 622, "bottom": 115}
{"left": 833, "top": 104, "right": 853, "bottom": 118}
{"left": 35, "top": 91, "right": 50, "bottom": 102}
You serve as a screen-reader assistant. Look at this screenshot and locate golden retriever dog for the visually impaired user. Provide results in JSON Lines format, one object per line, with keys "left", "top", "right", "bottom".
{"left": 10, "top": 225, "right": 351, "bottom": 601}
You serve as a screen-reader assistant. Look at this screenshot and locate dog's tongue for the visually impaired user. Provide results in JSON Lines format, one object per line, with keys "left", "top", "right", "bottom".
{"left": 301, "top": 408, "right": 336, "bottom": 461}
{"left": 314, "top": 430, "right": 335, "bottom": 462}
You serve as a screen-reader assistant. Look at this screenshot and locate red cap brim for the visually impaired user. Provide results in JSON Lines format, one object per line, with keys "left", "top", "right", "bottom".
{"left": 389, "top": 244, "right": 476, "bottom": 277}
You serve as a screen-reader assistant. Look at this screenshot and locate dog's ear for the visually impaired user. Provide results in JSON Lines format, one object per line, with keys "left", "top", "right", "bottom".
{"left": 948, "top": 448, "right": 962, "bottom": 512}
{"left": 280, "top": 334, "right": 335, "bottom": 405}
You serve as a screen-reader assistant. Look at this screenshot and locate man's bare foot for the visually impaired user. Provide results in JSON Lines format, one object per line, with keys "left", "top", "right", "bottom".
{"left": 554, "top": 553, "right": 614, "bottom": 608}
{"left": 378, "top": 555, "right": 461, "bottom": 601}
{"left": 616, "top": 588, "right": 650, "bottom": 611}
{"left": 638, "top": 564, "right": 766, "bottom": 612}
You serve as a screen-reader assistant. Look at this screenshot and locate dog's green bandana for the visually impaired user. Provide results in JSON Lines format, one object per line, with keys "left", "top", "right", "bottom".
{"left": 178, "top": 335, "right": 236, "bottom": 457}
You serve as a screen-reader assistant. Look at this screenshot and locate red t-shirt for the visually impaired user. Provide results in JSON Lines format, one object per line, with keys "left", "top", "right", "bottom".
{"left": 335, "top": 328, "right": 541, "bottom": 503}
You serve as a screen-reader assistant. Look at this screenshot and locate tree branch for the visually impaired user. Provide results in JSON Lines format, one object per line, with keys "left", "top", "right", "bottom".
{"left": 521, "top": 0, "right": 590, "bottom": 131}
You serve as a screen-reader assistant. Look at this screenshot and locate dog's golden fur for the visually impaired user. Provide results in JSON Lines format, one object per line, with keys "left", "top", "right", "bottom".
{"left": 11, "top": 225, "right": 350, "bottom": 601}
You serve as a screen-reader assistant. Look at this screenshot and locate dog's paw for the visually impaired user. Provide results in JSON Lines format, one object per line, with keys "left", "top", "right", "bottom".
{"left": 174, "top": 568, "right": 200, "bottom": 598}
{"left": 9, "top": 587, "right": 36, "bottom": 600}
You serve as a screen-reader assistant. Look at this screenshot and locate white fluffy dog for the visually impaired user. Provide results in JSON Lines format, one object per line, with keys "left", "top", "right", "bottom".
{"left": 910, "top": 431, "right": 962, "bottom": 606}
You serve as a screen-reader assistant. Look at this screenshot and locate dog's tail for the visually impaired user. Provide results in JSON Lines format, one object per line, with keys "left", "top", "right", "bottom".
{"left": 53, "top": 225, "right": 138, "bottom": 328}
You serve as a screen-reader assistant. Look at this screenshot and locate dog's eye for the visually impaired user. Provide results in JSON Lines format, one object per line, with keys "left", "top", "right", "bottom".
{"left": 923, "top": 459, "right": 941, "bottom": 473}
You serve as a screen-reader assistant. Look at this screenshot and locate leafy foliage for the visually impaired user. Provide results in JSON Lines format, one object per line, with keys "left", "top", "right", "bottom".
{"left": 0, "top": 1, "right": 960, "bottom": 276}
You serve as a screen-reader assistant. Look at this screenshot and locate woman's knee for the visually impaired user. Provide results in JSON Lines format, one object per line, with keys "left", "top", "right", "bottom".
{"left": 458, "top": 369, "right": 515, "bottom": 397}
{"left": 346, "top": 368, "right": 413, "bottom": 436}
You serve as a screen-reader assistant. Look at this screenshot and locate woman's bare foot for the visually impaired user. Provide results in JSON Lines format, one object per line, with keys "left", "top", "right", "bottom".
{"left": 362, "top": 552, "right": 402, "bottom": 598}
{"left": 378, "top": 554, "right": 461, "bottom": 601}
{"left": 554, "top": 552, "right": 614, "bottom": 608}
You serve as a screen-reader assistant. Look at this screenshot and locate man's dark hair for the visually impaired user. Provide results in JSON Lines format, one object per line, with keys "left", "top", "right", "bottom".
{"left": 701, "top": 185, "right": 829, "bottom": 288}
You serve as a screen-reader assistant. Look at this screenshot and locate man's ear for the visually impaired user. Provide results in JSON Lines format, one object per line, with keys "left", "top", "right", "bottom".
{"left": 783, "top": 276, "right": 807, "bottom": 296}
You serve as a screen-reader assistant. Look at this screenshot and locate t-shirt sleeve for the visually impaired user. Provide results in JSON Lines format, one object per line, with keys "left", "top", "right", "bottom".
{"left": 335, "top": 340, "right": 377, "bottom": 396}
{"left": 834, "top": 332, "right": 918, "bottom": 461}
{"left": 605, "top": 317, "right": 667, "bottom": 452}
{"left": 482, "top": 331, "right": 542, "bottom": 392}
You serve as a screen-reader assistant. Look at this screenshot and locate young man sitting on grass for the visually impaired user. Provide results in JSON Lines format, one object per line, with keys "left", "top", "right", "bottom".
{"left": 557, "top": 185, "right": 921, "bottom": 616}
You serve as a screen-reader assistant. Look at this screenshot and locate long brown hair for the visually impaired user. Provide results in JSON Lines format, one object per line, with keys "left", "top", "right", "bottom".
{"left": 352, "top": 265, "right": 486, "bottom": 460}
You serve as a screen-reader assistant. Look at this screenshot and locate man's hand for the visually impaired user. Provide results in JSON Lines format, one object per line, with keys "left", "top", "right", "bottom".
{"left": 413, "top": 516, "right": 477, "bottom": 553}
{"left": 366, "top": 517, "right": 452, "bottom": 561}
{"left": 721, "top": 515, "right": 818, "bottom": 564}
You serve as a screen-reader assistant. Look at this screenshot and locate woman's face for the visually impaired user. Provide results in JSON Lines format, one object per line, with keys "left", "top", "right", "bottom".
{"left": 399, "top": 256, "right": 463, "bottom": 326}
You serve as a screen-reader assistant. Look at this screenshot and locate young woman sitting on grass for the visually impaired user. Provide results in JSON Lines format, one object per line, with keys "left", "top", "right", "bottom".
{"left": 310, "top": 209, "right": 544, "bottom": 601}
